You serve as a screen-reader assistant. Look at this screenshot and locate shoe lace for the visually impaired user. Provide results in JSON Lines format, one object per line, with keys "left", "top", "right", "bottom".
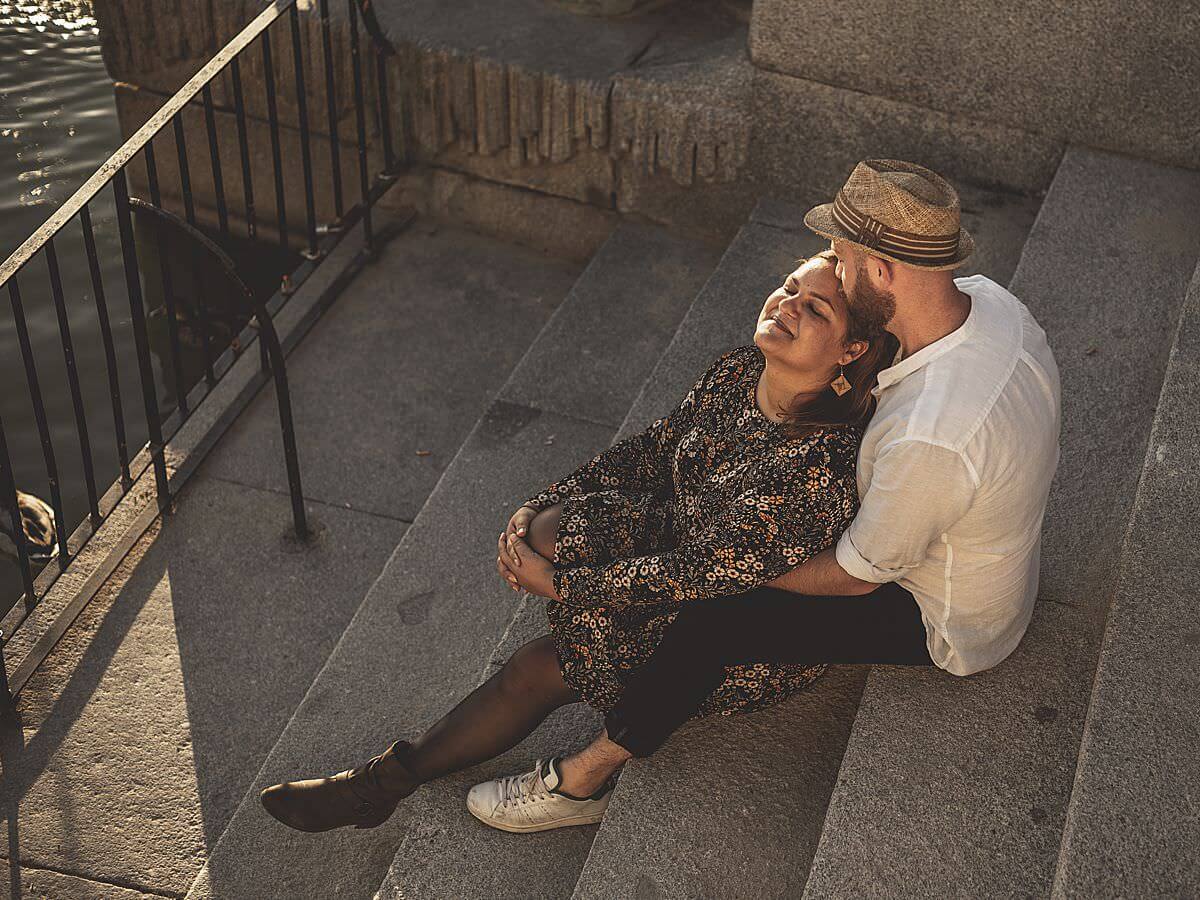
{"left": 497, "top": 759, "right": 551, "bottom": 809}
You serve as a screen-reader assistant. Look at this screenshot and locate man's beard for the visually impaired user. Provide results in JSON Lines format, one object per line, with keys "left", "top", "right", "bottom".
{"left": 849, "top": 261, "right": 897, "bottom": 333}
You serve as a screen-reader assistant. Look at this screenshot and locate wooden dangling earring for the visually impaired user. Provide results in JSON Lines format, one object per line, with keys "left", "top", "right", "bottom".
{"left": 831, "top": 365, "right": 852, "bottom": 397}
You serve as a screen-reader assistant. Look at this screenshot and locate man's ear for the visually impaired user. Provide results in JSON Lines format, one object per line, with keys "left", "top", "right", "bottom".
{"left": 874, "top": 256, "right": 895, "bottom": 285}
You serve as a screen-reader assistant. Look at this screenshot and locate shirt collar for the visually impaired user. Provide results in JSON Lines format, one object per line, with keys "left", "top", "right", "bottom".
{"left": 871, "top": 278, "right": 984, "bottom": 396}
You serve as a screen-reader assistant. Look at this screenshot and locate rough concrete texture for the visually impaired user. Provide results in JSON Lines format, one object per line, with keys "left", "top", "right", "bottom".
{"left": 503, "top": 221, "right": 722, "bottom": 425}
{"left": 377, "top": 0, "right": 751, "bottom": 182}
{"left": 751, "top": 68, "right": 1062, "bottom": 198}
{"left": 0, "top": 865, "right": 162, "bottom": 899}
{"left": 552, "top": 0, "right": 661, "bottom": 15}
{"left": 801, "top": 148, "right": 1200, "bottom": 898}
{"left": 190, "top": 223, "right": 712, "bottom": 898}
{"left": 202, "top": 220, "right": 579, "bottom": 521}
{"left": 571, "top": 190, "right": 1039, "bottom": 898}
{"left": 1051, "top": 266, "right": 1200, "bottom": 898}
{"left": 384, "top": 166, "right": 617, "bottom": 264}
{"left": 0, "top": 478, "right": 406, "bottom": 895}
{"left": 574, "top": 668, "right": 866, "bottom": 900}
{"left": 750, "top": 0, "right": 1200, "bottom": 175}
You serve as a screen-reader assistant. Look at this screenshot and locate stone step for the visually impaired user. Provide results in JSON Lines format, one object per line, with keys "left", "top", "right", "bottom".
{"left": 569, "top": 184, "right": 1038, "bottom": 900}
{"left": 801, "top": 147, "right": 1200, "bottom": 898}
{"left": 185, "top": 221, "right": 720, "bottom": 899}
{"left": 1050, "top": 262, "right": 1200, "bottom": 898}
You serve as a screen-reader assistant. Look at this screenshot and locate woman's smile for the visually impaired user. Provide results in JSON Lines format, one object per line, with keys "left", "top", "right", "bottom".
{"left": 768, "top": 314, "right": 795, "bottom": 338}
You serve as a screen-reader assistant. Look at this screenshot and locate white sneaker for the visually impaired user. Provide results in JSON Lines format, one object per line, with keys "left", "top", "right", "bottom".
{"left": 466, "top": 756, "right": 613, "bottom": 833}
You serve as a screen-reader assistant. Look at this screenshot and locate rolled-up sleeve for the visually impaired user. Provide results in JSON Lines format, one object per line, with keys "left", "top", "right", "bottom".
{"left": 836, "top": 438, "right": 977, "bottom": 584}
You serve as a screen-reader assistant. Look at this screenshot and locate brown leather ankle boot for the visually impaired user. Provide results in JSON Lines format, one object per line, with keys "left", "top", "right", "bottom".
{"left": 259, "top": 739, "right": 422, "bottom": 832}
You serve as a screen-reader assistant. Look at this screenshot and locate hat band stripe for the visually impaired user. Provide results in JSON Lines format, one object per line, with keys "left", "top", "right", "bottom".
{"left": 831, "top": 205, "right": 959, "bottom": 250}
{"left": 831, "top": 193, "right": 961, "bottom": 263}
{"left": 833, "top": 193, "right": 960, "bottom": 245}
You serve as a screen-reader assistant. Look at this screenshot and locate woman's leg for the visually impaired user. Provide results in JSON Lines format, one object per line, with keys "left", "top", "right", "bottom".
{"left": 403, "top": 504, "right": 573, "bottom": 781}
{"left": 260, "top": 506, "right": 583, "bottom": 832}
{"left": 404, "top": 634, "right": 581, "bottom": 782}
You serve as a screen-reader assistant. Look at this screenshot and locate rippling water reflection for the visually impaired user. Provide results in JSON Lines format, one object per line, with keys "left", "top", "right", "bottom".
{"left": 1, "top": 1, "right": 138, "bottom": 604}
{"left": 0, "top": 2, "right": 116, "bottom": 228}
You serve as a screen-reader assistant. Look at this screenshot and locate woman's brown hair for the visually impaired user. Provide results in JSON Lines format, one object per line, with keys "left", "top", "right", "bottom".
{"left": 783, "top": 250, "right": 899, "bottom": 440}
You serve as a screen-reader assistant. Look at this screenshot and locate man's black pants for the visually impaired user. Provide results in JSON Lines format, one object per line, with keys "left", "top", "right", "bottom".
{"left": 602, "top": 581, "right": 934, "bottom": 757}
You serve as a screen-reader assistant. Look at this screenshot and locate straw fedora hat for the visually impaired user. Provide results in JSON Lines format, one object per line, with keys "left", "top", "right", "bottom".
{"left": 804, "top": 159, "right": 974, "bottom": 271}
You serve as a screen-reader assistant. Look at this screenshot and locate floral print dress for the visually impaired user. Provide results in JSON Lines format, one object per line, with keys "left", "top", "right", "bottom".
{"left": 521, "top": 345, "right": 863, "bottom": 720}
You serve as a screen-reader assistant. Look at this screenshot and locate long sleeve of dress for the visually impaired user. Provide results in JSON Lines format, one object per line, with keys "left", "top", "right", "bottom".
{"left": 551, "top": 429, "right": 860, "bottom": 608}
{"left": 521, "top": 360, "right": 716, "bottom": 511}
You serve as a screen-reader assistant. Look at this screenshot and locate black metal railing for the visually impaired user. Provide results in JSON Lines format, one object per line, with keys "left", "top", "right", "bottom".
{"left": 0, "top": 0, "right": 401, "bottom": 704}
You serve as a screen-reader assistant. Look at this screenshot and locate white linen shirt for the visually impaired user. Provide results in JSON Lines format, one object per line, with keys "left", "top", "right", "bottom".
{"left": 835, "top": 274, "right": 1061, "bottom": 675}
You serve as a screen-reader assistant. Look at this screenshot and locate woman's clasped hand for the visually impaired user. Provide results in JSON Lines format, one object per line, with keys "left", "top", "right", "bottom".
{"left": 496, "top": 504, "right": 561, "bottom": 601}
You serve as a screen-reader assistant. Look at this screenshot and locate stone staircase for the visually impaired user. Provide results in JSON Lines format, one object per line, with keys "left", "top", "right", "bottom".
{"left": 188, "top": 147, "right": 1200, "bottom": 898}
{"left": 6, "top": 145, "right": 1198, "bottom": 898}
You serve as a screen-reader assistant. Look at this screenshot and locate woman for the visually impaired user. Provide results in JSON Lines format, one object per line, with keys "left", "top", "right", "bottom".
{"left": 260, "top": 249, "right": 898, "bottom": 834}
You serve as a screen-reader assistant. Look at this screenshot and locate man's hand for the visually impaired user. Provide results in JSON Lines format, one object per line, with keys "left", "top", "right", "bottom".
{"left": 497, "top": 531, "right": 561, "bottom": 600}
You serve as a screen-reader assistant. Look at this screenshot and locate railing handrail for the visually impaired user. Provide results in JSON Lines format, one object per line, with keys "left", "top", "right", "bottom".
{"left": 0, "top": 0, "right": 296, "bottom": 289}
{"left": 0, "top": 0, "right": 401, "bottom": 707}
{"left": 128, "top": 198, "right": 308, "bottom": 537}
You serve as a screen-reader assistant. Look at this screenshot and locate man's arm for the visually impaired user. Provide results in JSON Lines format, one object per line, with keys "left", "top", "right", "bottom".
{"left": 765, "top": 545, "right": 879, "bottom": 596}
{"left": 769, "top": 439, "right": 977, "bottom": 598}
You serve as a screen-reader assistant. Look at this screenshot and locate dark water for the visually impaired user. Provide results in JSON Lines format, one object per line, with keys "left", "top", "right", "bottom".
{"left": 1, "top": 3, "right": 297, "bottom": 610}
{"left": 0, "top": 1, "right": 142, "bottom": 605}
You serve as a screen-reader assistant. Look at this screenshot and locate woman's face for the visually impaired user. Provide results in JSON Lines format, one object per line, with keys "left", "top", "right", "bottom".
{"left": 754, "top": 258, "right": 855, "bottom": 373}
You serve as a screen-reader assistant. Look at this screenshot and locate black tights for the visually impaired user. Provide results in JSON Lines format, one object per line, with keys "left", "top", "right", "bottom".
{"left": 400, "top": 634, "right": 582, "bottom": 783}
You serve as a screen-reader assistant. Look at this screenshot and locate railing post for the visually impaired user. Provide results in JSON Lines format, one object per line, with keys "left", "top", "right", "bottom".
{"left": 142, "top": 141, "right": 192, "bottom": 418}
{"left": 80, "top": 204, "right": 132, "bottom": 487}
{"left": 318, "top": 0, "right": 344, "bottom": 222}
{"left": 347, "top": 0, "right": 374, "bottom": 254}
{"left": 0, "top": 412, "right": 37, "bottom": 614}
{"left": 112, "top": 169, "right": 172, "bottom": 512}
{"left": 261, "top": 28, "right": 290, "bottom": 255}
{"left": 289, "top": 4, "right": 320, "bottom": 259}
{"left": 45, "top": 238, "right": 101, "bottom": 523}
{"left": 200, "top": 84, "right": 230, "bottom": 237}
{"left": 7, "top": 277, "right": 69, "bottom": 570}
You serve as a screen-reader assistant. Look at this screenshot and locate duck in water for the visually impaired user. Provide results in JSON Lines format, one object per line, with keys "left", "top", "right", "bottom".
{"left": 0, "top": 490, "right": 57, "bottom": 564}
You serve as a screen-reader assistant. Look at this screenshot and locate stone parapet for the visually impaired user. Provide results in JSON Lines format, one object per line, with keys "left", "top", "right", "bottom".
{"left": 750, "top": 0, "right": 1200, "bottom": 175}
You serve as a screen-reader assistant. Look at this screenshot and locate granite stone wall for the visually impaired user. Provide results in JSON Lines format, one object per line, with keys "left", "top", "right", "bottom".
{"left": 750, "top": 0, "right": 1200, "bottom": 174}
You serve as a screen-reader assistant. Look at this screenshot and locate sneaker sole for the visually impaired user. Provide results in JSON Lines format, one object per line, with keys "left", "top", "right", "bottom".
{"left": 466, "top": 806, "right": 607, "bottom": 833}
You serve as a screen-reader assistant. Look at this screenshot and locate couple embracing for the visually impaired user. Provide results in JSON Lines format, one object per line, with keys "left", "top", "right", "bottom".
{"left": 260, "top": 159, "right": 1062, "bottom": 835}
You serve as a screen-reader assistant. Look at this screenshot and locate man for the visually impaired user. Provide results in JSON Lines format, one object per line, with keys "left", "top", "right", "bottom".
{"left": 470, "top": 158, "right": 1062, "bottom": 831}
